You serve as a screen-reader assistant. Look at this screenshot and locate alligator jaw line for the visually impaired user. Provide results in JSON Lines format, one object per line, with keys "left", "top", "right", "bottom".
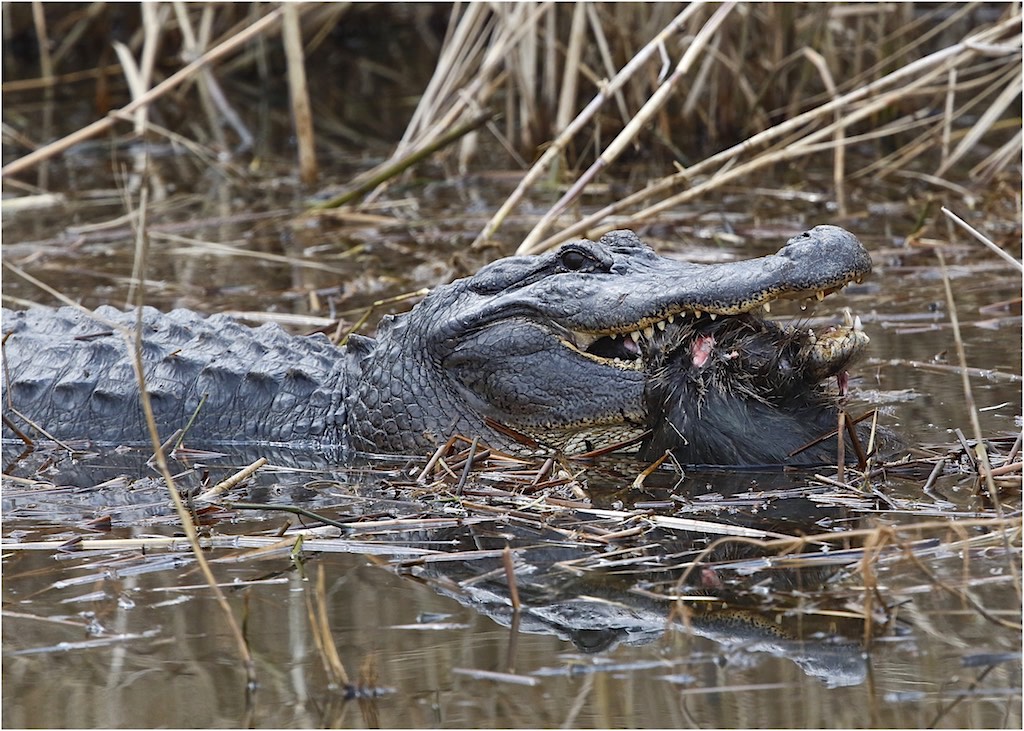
{"left": 565, "top": 284, "right": 864, "bottom": 371}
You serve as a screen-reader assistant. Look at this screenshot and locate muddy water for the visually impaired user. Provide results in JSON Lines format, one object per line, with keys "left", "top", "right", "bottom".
{"left": 3, "top": 108, "right": 1022, "bottom": 727}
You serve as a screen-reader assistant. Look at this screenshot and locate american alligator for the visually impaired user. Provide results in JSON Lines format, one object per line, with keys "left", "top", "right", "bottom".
{"left": 1, "top": 226, "right": 872, "bottom": 464}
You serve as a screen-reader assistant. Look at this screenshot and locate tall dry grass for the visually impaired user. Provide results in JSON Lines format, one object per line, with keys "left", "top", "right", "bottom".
{"left": 3, "top": 4, "right": 1019, "bottom": 237}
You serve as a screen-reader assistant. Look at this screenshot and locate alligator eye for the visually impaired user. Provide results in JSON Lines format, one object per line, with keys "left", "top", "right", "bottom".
{"left": 559, "top": 249, "right": 590, "bottom": 271}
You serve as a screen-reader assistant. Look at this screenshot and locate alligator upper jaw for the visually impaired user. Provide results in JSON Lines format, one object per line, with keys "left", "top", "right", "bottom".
{"left": 546, "top": 225, "right": 872, "bottom": 379}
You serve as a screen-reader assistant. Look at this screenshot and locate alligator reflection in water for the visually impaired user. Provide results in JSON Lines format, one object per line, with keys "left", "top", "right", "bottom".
{"left": 388, "top": 467, "right": 885, "bottom": 688}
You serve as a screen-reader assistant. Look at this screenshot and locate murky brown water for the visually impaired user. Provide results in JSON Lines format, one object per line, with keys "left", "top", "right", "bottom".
{"left": 3, "top": 68, "right": 1022, "bottom": 729}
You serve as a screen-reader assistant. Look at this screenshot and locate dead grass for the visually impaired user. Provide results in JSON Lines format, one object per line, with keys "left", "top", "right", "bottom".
{"left": 2, "top": 4, "right": 1020, "bottom": 242}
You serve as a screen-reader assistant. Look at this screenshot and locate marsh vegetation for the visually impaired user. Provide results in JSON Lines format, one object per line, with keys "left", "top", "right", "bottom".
{"left": 2, "top": 4, "right": 1021, "bottom": 728}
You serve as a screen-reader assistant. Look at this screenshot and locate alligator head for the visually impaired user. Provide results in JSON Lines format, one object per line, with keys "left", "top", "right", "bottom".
{"left": 345, "top": 225, "right": 871, "bottom": 463}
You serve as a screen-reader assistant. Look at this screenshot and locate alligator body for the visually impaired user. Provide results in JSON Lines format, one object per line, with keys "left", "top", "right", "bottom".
{"left": 2, "top": 227, "right": 872, "bottom": 464}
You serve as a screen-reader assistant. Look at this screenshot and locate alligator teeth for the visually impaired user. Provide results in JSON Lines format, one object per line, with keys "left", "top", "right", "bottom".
{"left": 854, "top": 315, "right": 863, "bottom": 332}
{"left": 656, "top": 320, "right": 666, "bottom": 331}
{"left": 643, "top": 325, "right": 655, "bottom": 339}
{"left": 572, "top": 332, "right": 601, "bottom": 350}
{"left": 693, "top": 309, "right": 703, "bottom": 318}
{"left": 709, "top": 313, "right": 717, "bottom": 321}
{"left": 667, "top": 314, "right": 676, "bottom": 323}
{"left": 816, "top": 290, "right": 826, "bottom": 302}
{"left": 763, "top": 301, "right": 771, "bottom": 313}
{"left": 630, "top": 331, "right": 642, "bottom": 343}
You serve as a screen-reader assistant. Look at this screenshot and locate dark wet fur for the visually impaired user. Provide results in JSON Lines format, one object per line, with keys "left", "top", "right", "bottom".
{"left": 641, "top": 315, "right": 864, "bottom": 466}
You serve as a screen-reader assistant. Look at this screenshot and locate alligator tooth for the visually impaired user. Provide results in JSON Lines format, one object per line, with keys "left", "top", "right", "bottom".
{"left": 854, "top": 315, "right": 863, "bottom": 332}
{"left": 816, "top": 290, "right": 826, "bottom": 302}
{"left": 808, "top": 329, "right": 817, "bottom": 344}
{"left": 630, "top": 331, "right": 642, "bottom": 343}
{"left": 693, "top": 309, "right": 703, "bottom": 318}
{"left": 667, "top": 314, "right": 676, "bottom": 323}
{"left": 656, "top": 320, "right": 666, "bottom": 331}
{"left": 643, "top": 325, "right": 655, "bottom": 339}
{"left": 763, "top": 301, "right": 771, "bottom": 313}
{"left": 843, "top": 308, "right": 854, "bottom": 327}
{"left": 709, "top": 313, "right": 717, "bottom": 321}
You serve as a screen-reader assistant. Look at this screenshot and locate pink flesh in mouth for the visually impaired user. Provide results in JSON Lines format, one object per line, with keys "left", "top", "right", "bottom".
{"left": 692, "top": 334, "right": 715, "bottom": 368}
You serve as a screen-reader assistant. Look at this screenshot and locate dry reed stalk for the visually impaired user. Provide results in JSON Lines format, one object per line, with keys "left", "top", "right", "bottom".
{"left": 899, "top": 535, "right": 1022, "bottom": 632}
{"left": 473, "top": 5, "right": 701, "bottom": 248}
{"left": 935, "top": 248, "right": 1021, "bottom": 601}
{"left": 970, "top": 128, "right": 1023, "bottom": 182}
{"left": 937, "top": 67, "right": 1023, "bottom": 177}
{"left": 121, "top": 174, "right": 257, "bottom": 688}
{"left": 1, "top": 6, "right": 286, "bottom": 179}
{"left": 573, "top": 507, "right": 791, "bottom": 540}
{"left": 519, "top": 2, "right": 736, "bottom": 253}
{"left": 502, "top": 545, "right": 521, "bottom": 611}
{"left": 865, "top": 356, "right": 1022, "bottom": 384}
{"left": 282, "top": 4, "right": 317, "bottom": 185}
{"left": 527, "top": 16, "right": 1020, "bottom": 252}
{"left": 358, "top": 4, "right": 550, "bottom": 206}
{"left": 802, "top": 47, "right": 846, "bottom": 217}
{"left": 196, "top": 458, "right": 269, "bottom": 503}
{"left": 505, "top": 3, "right": 537, "bottom": 153}
{"left": 585, "top": 3, "right": 630, "bottom": 127}
{"left": 123, "top": 151, "right": 149, "bottom": 310}
{"left": 398, "top": 3, "right": 489, "bottom": 153}
{"left": 108, "top": 111, "right": 230, "bottom": 170}
{"left": 29, "top": 3, "right": 53, "bottom": 81}
{"left": 309, "top": 110, "right": 492, "bottom": 209}
{"left": 116, "top": 3, "right": 165, "bottom": 135}
{"left": 174, "top": 3, "right": 254, "bottom": 151}
{"left": 314, "top": 563, "right": 351, "bottom": 688}
{"left": 29, "top": 1, "right": 54, "bottom": 190}
{"left": 942, "top": 67, "right": 957, "bottom": 166}
{"left": 941, "top": 207, "right": 1023, "bottom": 272}
{"left": 157, "top": 234, "right": 354, "bottom": 275}
{"left": 48, "top": 2, "right": 106, "bottom": 68}
{"left": 555, "top": 3, "right": 588, "bottom": 138}
{"left": 631, "top": 451, "right": 669, "bottom": 490}
{"left": 336, "top": 287, "right": 429, "bottom": 345}
{"left": 856, "top": 65, "right": 1021, "bottom": 181}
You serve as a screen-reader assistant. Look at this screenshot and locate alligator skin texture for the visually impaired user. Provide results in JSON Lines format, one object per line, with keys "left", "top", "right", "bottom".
{"left": 2, "top": 306, "right": 349, "bottom": 447}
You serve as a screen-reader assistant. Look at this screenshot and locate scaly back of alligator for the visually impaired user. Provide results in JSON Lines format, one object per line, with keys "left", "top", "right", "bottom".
{"left": 2, "top": 306, "right": 351, "bottom": 447}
